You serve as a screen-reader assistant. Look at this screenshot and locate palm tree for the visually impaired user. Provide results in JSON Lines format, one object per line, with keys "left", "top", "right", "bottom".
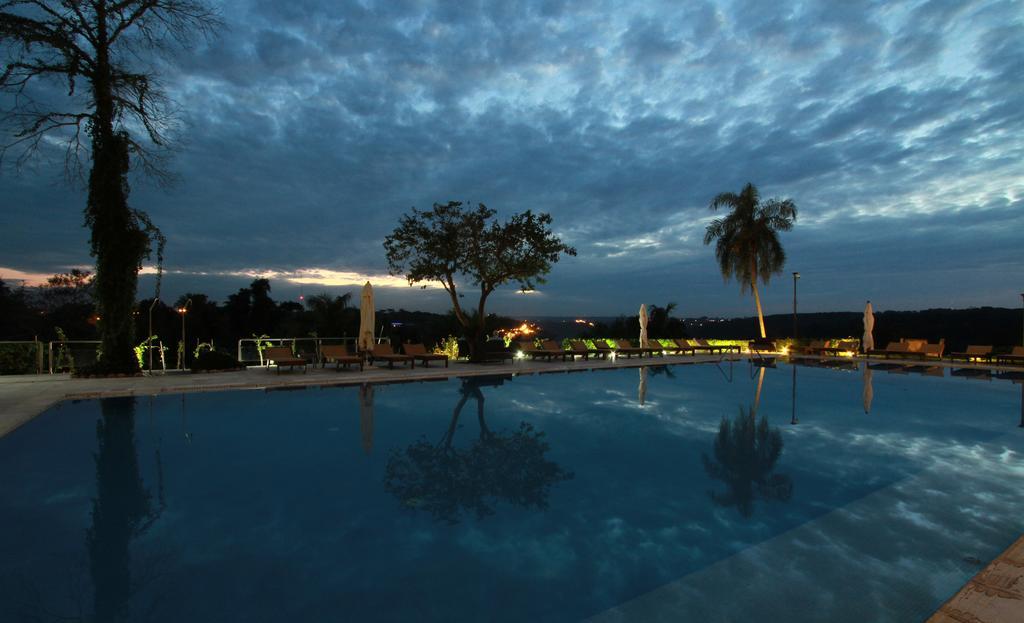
{"left": 703, "top": 183, "right": 797, "bottom": 339}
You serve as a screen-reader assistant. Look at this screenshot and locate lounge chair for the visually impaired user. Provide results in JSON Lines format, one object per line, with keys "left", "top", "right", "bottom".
{"left": 669, "top": 338, "right": 698, "bottom": 356}
{"left": 868, "top": 341, "right": 910, "bottom": 358}
{"left": 637, "top": 341, "right": 666, "bottom": 357}
{"left": 819, "top": 340, "right": 858, "bottom": 356}
{"left": 793, "top": 340, "right": 827, "bottom": 355}
{"left": 947, "top": 345, "right": 992, "bottom": 363}
{"left": 569, "top": 340, "right": 607, "bottom": 360}
{"left": 995, "top": 346, "right": 1024, "bottom": 366}
{"left": 371, "top": 343, "right": 415, "bottom": 369}
{"left": 320, "top": 344, "right": 363, "bottom": 371}
{"left": 403, "top": 342, "right": 449, "bottom": 368}
{"left": 264, "top": 346, "right": 307, "bottom": 373}
{"left": 516, "top": 340, "right": 570, "bottom": 361}
{"left": 698, "top": 338, "right": 741, "bottom": 354}
{"left": 591, "top": 340, "right": 615, "bottom": 357}
{"left": 748, "top": 339, "right": 777, "bottom": 355}
{"left": 613, "top": 339, "right": 647, "bottom": 358}
{"left": 921, "top": 339, "right": 945, "bottom": 359}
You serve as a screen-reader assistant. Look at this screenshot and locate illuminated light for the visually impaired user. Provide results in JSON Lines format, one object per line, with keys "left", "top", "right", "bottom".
{"left": 514, "top": 351, "right": 526, "bottom": 360}
{"left": 574, "top": 318, "right": 595, "bottom": 327}
{"left": 177, "top": 307, "right": 188, "bottom": 314}
{"left": 496, "top": 321, "right": 542, "bottom": 342}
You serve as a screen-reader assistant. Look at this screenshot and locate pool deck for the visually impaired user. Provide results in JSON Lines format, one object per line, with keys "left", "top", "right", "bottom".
{"left": 2, "top": 351, "right": 1022, "bottom": 622}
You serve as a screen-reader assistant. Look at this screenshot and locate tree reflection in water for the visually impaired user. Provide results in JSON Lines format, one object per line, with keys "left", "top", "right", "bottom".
{"left": 702, "top": 406, "right": 793, "bottom": 518}
{"left": 384, "top": 376, "right": 573, "bottom": 524}
{"left": 87, "top": 397, "right": 163, "bottom": 622}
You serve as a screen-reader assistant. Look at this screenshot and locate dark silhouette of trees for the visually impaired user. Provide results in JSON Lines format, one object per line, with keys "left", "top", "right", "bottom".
{"left": 703, "top": 183, "right": 797, "bottom": 339}
{"left": 305, "top": 292, "right": 357, "bottom": 337}
{"left": 383, "top": 376, "right": 573, "bottom": 523}
{"left": 702, "top": 406, "right": 793, "bottom": 518}
{"left": 581, "top": 302, "right": 686, "bottom": 340}
{"left": 1, "top": 1, "right": 221, "bottom": 372}
{"left": 384, "top": 201, "right": 576, "bottom": 361}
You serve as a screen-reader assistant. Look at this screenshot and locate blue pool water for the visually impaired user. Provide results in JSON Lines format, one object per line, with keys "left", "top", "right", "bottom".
{"left": 1, "top": 362, "right": 1022, "bottom": 622}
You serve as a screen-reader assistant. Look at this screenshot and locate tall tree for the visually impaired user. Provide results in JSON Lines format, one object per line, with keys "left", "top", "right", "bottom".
{"left": 1, "top": 1, "right": 220, "bottom": 371}
{"left": 384, "top": 201, "right": 576, "bottom": 361}
{"left": 703, "top": 183, "right": 797, "bottom": 339}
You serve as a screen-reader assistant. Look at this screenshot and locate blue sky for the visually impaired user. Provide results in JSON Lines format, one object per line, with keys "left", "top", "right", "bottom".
{"left": 2, "top": 0, "right": 1022, "bottom": 317}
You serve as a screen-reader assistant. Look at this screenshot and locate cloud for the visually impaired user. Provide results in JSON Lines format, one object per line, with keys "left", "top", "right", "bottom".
{"left": 2, "top": 0, "right": 1022, "bottom": 315}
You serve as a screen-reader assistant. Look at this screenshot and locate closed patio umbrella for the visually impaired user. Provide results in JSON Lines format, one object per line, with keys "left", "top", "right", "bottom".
{"left": 639, "top": 304, "right": 649, "bottom": 348}
{"left": 359, "top": 281, "right": 375, "bottom": 354}
{"left": 863, "top": 365, "right": 873, "bottom": 414}
{"left": 359, "top": 383, "right": 374, "bottom": 455}
{"left": 862, "top": 301, "right": 875, "bottom": 353}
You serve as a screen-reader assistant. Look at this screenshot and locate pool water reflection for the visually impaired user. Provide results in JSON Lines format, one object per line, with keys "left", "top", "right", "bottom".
{"left": 0, "top": 362, "right": 1021, "bottom": 622}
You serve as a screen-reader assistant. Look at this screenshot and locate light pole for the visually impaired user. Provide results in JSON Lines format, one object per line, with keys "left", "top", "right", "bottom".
{"left": 792, "top": 272, "right": 800, "bottom": 340}
{"left": 147, "top": 298, "right": 159, "bottom": 372}
{"left": 178, "top": 298, "right": 192, "bottom": 369}
{"left": 1020, "top": 293, "right": 1023, "bottom": 347}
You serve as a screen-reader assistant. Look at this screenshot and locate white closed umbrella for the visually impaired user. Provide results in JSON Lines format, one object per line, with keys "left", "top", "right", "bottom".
{"left": 638, "top": 366, "right": 648, "bottom": 406}
{"left": 862, "top": 301, "right": 875, "bottom": 353}
{"left": 862, "top": 365, "right": 873, "bottom": 414}
{"left": 359, "top": 281, "right": 375, "bottom": 353}
{"left": 639, "top": 304, "right": 649, "bottom": 348}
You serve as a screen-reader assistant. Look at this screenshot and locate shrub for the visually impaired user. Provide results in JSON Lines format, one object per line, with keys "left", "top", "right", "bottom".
{"left": 0, "top": 343, "right": 38, "bottom": 375}
{"left": 191, "top": 349, "right": 242, "bottom": 372}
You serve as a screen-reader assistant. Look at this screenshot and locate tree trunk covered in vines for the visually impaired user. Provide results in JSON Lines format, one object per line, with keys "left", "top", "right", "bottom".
{"left": 84, "top": 15, "right": 146, "bottom": 372}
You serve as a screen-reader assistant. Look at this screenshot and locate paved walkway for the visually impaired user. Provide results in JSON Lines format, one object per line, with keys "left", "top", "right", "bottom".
{"left": 2, "top": 351, "right": 1021, "bottom": 622}
{"left": 927, "top": 535, "right": 1024, "bottom": 623}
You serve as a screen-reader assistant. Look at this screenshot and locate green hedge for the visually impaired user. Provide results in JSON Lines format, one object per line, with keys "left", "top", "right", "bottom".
{"left": 0, "top": 343, "right": 39, "bottom": 375}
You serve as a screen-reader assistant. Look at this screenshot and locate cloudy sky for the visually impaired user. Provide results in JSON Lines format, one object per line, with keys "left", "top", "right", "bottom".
{"left": 2, "top": 0, "right": 1022, "bottom": 317}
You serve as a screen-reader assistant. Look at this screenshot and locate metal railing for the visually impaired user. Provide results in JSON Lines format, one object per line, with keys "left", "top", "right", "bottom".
{"left": 236, "top": 336, "right": 390, "bottom": 366}
{"left": 47, "top": 340, "right": 102, "bottom": 374}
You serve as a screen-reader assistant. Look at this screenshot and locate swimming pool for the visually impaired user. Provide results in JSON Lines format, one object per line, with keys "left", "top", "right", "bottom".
{"left": 1, "top": 362, "right": 1021, "bottom": 621}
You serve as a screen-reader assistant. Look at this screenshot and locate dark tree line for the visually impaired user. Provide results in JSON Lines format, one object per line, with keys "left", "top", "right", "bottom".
{"left": 0, "top": 275, "right": 494, "bottom": 357}
{"left": 579, "top": 302, "right": 688, "bottom": 341}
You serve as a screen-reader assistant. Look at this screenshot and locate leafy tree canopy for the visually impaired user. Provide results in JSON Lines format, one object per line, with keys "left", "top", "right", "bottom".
{"left": 384, "top": 201, "right": 575, "bottom": 359}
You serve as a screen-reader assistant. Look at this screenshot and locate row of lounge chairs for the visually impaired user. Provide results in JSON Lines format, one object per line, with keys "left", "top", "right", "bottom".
{"left": 793, "top": 340, "right": 859, "bottom": 356}
{"left": 867, "top": 338, "right": 945, "bottom": 359}
{"left": 264, "top": 343, "right": 449, "bottom": 373}
{"left": 945, "top": 345, "right": 1024, "bottom": 365}
{"left": 515, "top": 338, "right": 741, "bottom": 360}
{"left": 865, "top": 340, "right": 1024, "bottom": 366}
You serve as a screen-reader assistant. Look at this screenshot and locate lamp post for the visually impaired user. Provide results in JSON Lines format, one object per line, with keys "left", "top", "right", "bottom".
{"left": 792, "top": 272, "right": 800, "bottom": 340}
{"left": 147, "top": 298, "right": 159, "bottom": 372}
{"left": 177, "top": 298, "right": 192, "bottom": 369}
{"left": 1020, "top": 293, "right": 1023, "bottom": 347}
